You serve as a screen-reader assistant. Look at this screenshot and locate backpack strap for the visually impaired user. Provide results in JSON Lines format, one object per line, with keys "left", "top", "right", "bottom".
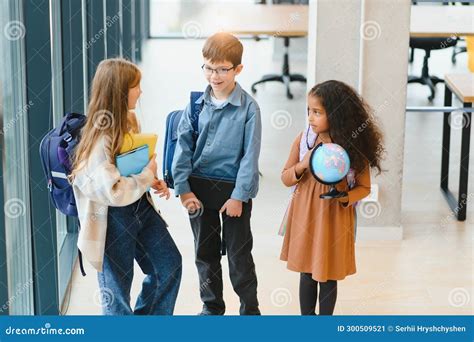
{"left": 347, "top": 168, "right": 356, "bottom": 190}
{"left": 77, "top": 221, "right": 86, "bottom": 276}
{"left": 57, "top": 112, "right": 85, "bottom": 136}
{"left": 43, "top": 135, "right": 53, "bottom": 192}
{"left": 78, "top": 250, "right": 87, "bottom": 276}
{"left": 189, "top": 91, "right": 204, "bottom": 136}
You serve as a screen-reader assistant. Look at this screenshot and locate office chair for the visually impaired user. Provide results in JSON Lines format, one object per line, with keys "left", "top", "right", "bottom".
{"left": 408, "top": 37, "right": 458, "bottom": 101}
{"left": 251, "top": 0, "right": 308, "bottom": 99}
{"left": 452, "top": 41, "right": 467, "bottom": 64}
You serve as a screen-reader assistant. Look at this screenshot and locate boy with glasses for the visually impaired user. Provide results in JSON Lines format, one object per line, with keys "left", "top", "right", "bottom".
{"left": 172, "top": 32, "right": 262, "bottom": 315}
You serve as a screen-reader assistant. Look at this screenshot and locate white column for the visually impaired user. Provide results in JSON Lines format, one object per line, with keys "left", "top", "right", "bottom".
{"left": 357, "top": 0, "right": 410, "bottom": 239}
{"left": 307, "top": 0, "right": 411, "bottom": 240}
{"left": 307, "top": 0, "right": 362, "bottom": 89}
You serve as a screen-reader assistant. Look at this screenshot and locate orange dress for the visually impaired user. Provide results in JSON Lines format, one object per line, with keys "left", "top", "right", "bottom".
{"left": 280, "top": 132, "right": 371, "bottom": 282}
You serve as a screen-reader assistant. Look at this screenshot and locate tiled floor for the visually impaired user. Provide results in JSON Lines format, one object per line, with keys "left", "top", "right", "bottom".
{"left": 64, "top": 37, "right": 473, "bottom": 316}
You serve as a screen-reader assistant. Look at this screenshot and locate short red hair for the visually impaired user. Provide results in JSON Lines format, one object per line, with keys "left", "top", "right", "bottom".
{"left": 202, "top": 32, "right": 243, "bottom": 66}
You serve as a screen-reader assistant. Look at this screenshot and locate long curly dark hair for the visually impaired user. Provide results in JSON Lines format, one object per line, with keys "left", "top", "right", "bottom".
{"left": 309, "top": 80, "right": 385, "bottom": 175}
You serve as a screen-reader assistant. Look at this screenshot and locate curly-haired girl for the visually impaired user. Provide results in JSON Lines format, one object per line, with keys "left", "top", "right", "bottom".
{"left": 280, "top": 80, "right": 385, "bottom": 315}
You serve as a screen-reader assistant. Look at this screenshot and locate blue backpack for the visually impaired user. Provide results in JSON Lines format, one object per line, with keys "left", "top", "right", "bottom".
{"left": 39, "top": 112, "right": 87, "bottom": 217}
{"left": 163, "top": 91, "right": 203, "bottom": 188}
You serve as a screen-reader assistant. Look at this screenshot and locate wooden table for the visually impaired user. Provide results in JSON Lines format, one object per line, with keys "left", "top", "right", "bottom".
{"left": 441, "top": 73, "right": 473, "bottom": 221}
{"left": 195, "top": 4, "right": 308, "bottom": 37}
{"left": 410, "top": 6, "right": 474, "bottom": 38}
{"left": 195, "top": 4, "right": 474, "bottom": 38}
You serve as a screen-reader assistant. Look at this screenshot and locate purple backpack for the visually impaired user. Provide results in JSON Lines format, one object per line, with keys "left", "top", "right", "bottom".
{"left": 39, "top": 112, "right": 87, "bottom": 217}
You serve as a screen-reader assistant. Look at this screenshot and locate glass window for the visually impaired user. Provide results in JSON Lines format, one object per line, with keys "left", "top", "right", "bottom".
{"left": 0, "top": 0, "right": 34, "bottom": 315}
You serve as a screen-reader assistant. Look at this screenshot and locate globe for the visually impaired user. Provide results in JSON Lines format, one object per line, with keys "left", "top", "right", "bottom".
{"left": 309, "top": 143, "right": 351, "bottom": 199}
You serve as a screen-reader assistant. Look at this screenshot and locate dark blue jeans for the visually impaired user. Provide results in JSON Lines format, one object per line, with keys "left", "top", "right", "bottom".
{"left": 98, "top": 194, "right": 182, "bottom": 315}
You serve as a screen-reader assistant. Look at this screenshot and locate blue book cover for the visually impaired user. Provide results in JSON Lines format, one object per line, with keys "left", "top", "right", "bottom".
{"left": 115, "top": 145, "right": 149, "bottom": 176}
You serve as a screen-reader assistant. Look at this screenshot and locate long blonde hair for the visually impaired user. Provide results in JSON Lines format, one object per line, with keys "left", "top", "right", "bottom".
{"left": 71, "top": 58, "right": 141, "bottom": 177}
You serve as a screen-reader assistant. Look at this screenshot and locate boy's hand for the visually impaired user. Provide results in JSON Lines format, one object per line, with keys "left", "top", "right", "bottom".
{"left": 151, "top": 178, "right": 170, "bottom": 200}
{"left": 180, "top": 192, "right": 201, "bottom": 213}
{"left": 220, "top": 199, "right": 242, "bottom": 218}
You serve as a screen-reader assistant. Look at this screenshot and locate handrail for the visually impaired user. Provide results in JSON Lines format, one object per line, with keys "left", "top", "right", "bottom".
{"left": 406, "top": 106, "right": 474, "bottom": 112}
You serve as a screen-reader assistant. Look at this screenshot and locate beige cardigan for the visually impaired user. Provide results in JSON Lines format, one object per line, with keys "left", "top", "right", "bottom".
{"left": 72, "top": 136, "right": 160, "bottom": 272}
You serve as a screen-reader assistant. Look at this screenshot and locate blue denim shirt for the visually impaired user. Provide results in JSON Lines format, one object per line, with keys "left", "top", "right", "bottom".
{"left": 172, "top": 82, "right": 262, "bottom": 202}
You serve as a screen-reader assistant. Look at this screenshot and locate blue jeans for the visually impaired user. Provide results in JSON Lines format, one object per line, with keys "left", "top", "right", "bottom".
{"left": 98, "top": 194, "right": 182, "bottom": 315}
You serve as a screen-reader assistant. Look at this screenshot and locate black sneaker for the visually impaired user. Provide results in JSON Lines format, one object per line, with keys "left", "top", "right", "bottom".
{"left": 198, "top": 308, "right": 225, "bottom": 315}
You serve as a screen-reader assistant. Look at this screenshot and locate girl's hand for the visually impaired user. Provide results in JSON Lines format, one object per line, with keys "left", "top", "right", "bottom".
{"left": 300, "top": 149, "right": 313, "bottom": 169}
{"left": 151, "top": 178, "right": 170, "bottom": 200}
{"left": 145, "top": 153, "right": 158, "bottom": 176}
{"left": 295, "top": 148, "right": 314, "bottom": 177}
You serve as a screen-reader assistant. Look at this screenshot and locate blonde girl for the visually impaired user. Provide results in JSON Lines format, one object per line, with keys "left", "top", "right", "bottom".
{"left": 71, "top": 58, "right": 181, "bottom": 315}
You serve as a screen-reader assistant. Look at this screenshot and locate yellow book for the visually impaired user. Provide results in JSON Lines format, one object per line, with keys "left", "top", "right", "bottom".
{"left": 120, "top": 133, "right": 158, "bottom": 159}
{"left": 467, "top": 37, "right": 474, "bottom": 73}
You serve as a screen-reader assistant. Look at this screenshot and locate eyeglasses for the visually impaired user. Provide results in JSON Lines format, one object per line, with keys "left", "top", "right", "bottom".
{"left": 201, "top": 64, "right": 235, "bottom": 76}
